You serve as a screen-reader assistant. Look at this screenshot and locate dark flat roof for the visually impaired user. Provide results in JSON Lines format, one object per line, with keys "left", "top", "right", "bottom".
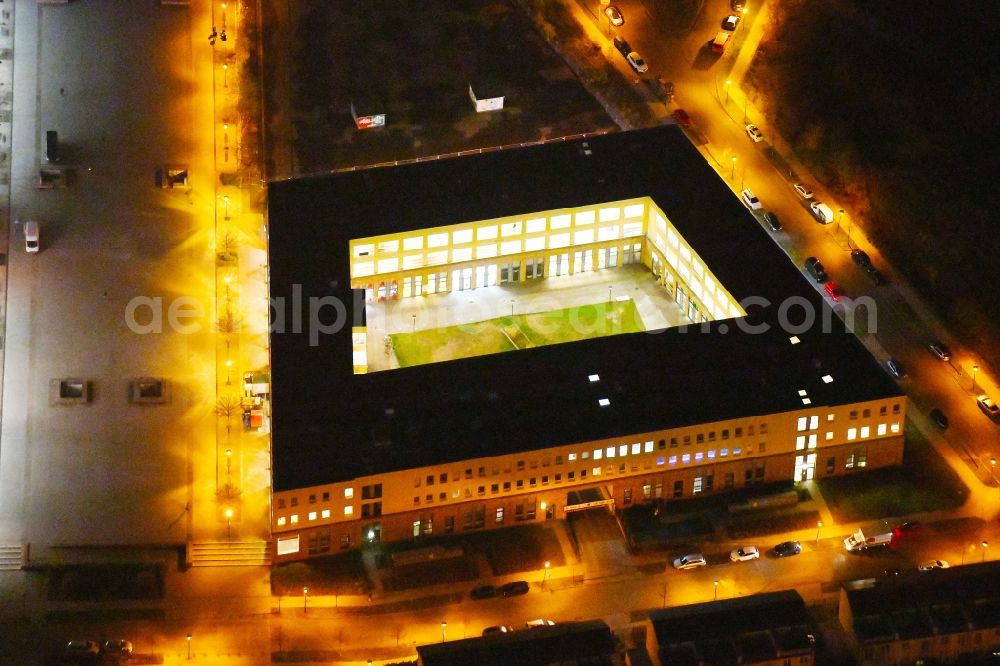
{"left": 414, "top": 619, "right": 615, "bottom": 666}
{"left": 647, "top": 590, "right": 810, "bottom": 646}
{"left": 268, "top": 126, "right": 903, "bottom": 490}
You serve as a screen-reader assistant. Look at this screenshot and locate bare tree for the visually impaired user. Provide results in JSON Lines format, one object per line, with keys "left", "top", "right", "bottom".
{"left": 215, "top": 395, "right": 242, "bottom": 436}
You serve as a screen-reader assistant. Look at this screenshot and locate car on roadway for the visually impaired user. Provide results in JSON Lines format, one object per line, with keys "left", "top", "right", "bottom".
{"left": 918, "top": 560, "right": 950, "bottom": 571}
{"left": 774, "top": 541, "right": 802, "bottom": 557}
{"left": 672, "top": 553, "right": 707, "bottom": 570}
{"left": 929, "top": 408, "right": 949, "bottom": 429}
{"left": 886, "top": 358, "right": 905, "bottom": 379}
{"left": 711, "top": 31, "right": 731, "bottom": 53}
{"left": 25, "top": 220, "right": 39, "bottom": 253}
{"left": 741, "top": 188, "right": 762, "bottom": 210}
{"left": 824, "top": 281, "right": 844, "bottom": 301}
{"left": 722, "top": 14, "right": 741, "bottom": 31}
{"left": 851, "top": 249, "right": 872, "bottom": 269}
{"left": 500, "top": 580, "right": 530, "bottom": 597}
{"left": 809, "top": 201, "right": 835, "bottom": 224}
{"left": 613, "top": 36, "right": 632, "bottom": 57}
{"left": 893, "top": 521, "right": 923, "bottom": 538}
{"left": 977, "top": 395, "right": 1000, "bottom": 423}
{"left": 626, "top": 52, "right": 649, "bottom": 73}
{"left": 804, "top": 257, "right": 827, "bottom": 283}
{"left": 104, "top": 640, "right": 133, "bottom": 657}
{"left": 730, "top": 546, "right": 760, "bottom": 562}
{"left": 731, "top": 0, "right": 746, "bottom": 9}
{"left": 526, "top": 618, "right": 556, "bottom": 627}
{"left": 763, "top": 211, "right": 781, "bottom": 231}
{"left": 470, "top": 584, "right": 497, "bottom": 600}
{"left": 928, "top": 341, "right": 950, "bottom": 361}
{"left": 672, "top": 109, "right": 692, "bottom": 126}
{"left": 604, "top": 5, "right": 624, "bottom": 26}
{"left": 65, "top": 641, "right": 100, "bottom": 655}
{"left": 866, "top": 268, "right": 884, "bottom": 286}
{"left": 793, "top": 183, "right": 814, "bottom": 199}
{"left": 745, "top": 123, "right": 763, "bottom": 142}
{"left": 483, "top": 625, "right": 514, "bottom": 635}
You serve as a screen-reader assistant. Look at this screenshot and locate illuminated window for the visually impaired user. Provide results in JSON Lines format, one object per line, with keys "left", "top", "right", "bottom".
{"left": 720, "top": 448, "right": 729, "bottom": 457}
{"left": 276, "top": 517, "right": 286, "bottom": 526}
{"left": 568, "top": 453, "right": 577, "bottom": 461}
{"left": 344, "top": 506, "right": 353, "bottom": 516}
{"left": 877, "top": 423, "right": 887, "bottom": 436}
{"left": 620, "top": 444, "right": 629, "bottom": 457}
{"left": 860, "top": 426, "right": 870, "bottom": 438}
{"left": 808, "top": 434, "right": 817, "bottom": 449}
{"left": 290, "top": 514, "right": 299, "bottom": 524}
{"left": 695, "top": 452, "right": 703, "bottom": 462}
{"left": 809, "top": 415, "right": 819, "bottom": 430}
{"left": 797, "top": 417, "right": 807, "bottom": 432}
{"left": 427, "top": 232, "right": 448, "bottom": 247}
{"left": 644, "top": 441, "right": 654, "bottom": 453}
{"left": 344, "top": 488, "right": 354, "bottom": 499}
{"left": 308, "top": 512, "right": 317, "bottom": 521}
{"left": 826, "top": 432, "right": 833, "bottom": 440}
{"left": 827, "top": 414, "right": 835, "bottom": 422}
{"left": 592, "top": 467, "right": 601, "bottom": 476}
{"left": 594, "top": 449, "right": 603, "bottom": 460}
{"left": 477, "top": 225, "right": 498, "bottom": 240}
{"left": 606, "top": 446, "right": 616, "bottom": 458}
{"left": 890, "top": 422, "right": 900, "bottom": 433}
{"left": 668, "top": 456, "right": 677, "bottom": 466}
{"left": 733, "top": 447, "right": 741, "bottom": 456}
{"left": 452, "top": 228, "right": 473, "bottom": 244}
{"left": 403, "top": 236, "right": 423, "bottom": 251}
{"left": 681, "top": 454, "right": 691, "bottom": 464}
{"left": 598, "top": 398, "right": 610, "bottom": 407}
{"left": 321, "top": 509, "right": 331, "bottom": 519}
{"left": 796, "top": 436, "right": 805, "bottom": 450}
{"left": 550, "top": 214, "right": 571, "bottom": 229}
{"left": 847, "top": 428, "right": 857, "bottom": 441}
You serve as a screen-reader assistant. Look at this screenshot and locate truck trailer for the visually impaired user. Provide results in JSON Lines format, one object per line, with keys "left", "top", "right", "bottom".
{"left": 844, "top": 528, "right": 893, "bottom": 552}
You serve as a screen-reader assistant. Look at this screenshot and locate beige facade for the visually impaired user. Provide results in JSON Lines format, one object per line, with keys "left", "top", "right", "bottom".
{"left": 273, "top": 396, "right": 905, "bottom": 561}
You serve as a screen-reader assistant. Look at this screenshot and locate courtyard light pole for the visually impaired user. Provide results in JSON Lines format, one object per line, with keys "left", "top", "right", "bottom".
{"left": 303, "top": 587, "right": 309, "bottom": 612}
{"left": 411, "top": 314, "right": 416, "bottom": 333}
{"left": 731, "top": 156, "right": 736, "bottom": 179}
{"left": 816, "top": 520, "right": 822, "bottom": 545}
{"left": 543, "top": 560, "right": 551, "bottom": 587}
{"left": 725, "top": 79, "right": 731, "bottom": 104}
{"left": 441, "top": 621, "right": 447, "bottom": 642}
{"left": 973, "top": 364, "right": 979, "bottom": 393}
{"left": 186, "top": 634, "right": 192, "bottom": 660}
{"left": 713, "top": 579, "right": 719, "bottom": 601}
{"left": 510, "top": 299, "right": 515, "bottom": 318}
{"left": 983, "top": 541, "right": 989, "bottom": 563}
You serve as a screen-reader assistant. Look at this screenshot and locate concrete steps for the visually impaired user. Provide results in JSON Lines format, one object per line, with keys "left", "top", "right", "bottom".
{"left": 188, "top": 540, "right": 271, "bottom": 567}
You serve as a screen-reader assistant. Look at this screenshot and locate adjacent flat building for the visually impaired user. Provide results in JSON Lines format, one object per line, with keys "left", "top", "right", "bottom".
{"left": 839, "top": 562, "right": 1000, "bottom": 665}
{"left": 644, "top": 590, "right": 816, "bottom": 666}
{"left": 266, "top": 126, "right": 905, "bottom": 561}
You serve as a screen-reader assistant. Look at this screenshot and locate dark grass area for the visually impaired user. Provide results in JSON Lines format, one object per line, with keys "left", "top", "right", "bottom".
{"left": 47, "top": 565, "right": 163, "bottom": 601}
{"left": 381, "top": 556, "right": 479, "bottom": 592}
{"left": 726, "top": 509, "right": 821, "bottom": 539}
{"left": 283, "top": 0, "right": 614, "bottom": 173}
{"left": 817, "top": 420, "right": 968, "bottom": 523}
{"left": 271, "top": 550, "right": 371, "bottom": 595}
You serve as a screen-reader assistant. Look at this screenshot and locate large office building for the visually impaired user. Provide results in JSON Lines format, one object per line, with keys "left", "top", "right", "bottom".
{"left": 266, "top": 126, "right": 905, "bottom": 562}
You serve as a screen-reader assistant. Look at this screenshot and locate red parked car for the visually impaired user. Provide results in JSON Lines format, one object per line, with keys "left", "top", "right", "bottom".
{"left": 672, "top": 109, "right": 692, "bottom": 126}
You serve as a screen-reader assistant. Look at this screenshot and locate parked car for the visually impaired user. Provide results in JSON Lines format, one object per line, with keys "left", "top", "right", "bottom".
{"left": 613, "top": 36, "right": 631, "bottom": 57}
{"left": 774, "top": 541, "right": 802, "bottom": 557}
{"left": 886, "top": 358, "right": 905, "bottom": 379}
{"left": 672, "top": 109, "right": 692, "bottom": 126}
{"left": 604, "top": 5, "right": 624, "bottom": 26}
{"left": 103, "top": 640, "right": 133, "bottom": 657}
{"left": 762, "top": 211, "right": 781, "bottom": 231}
{"left": 526, "top": 618, "right": 555, "bottom": 627}
{"left": 626, "top": 52, "right": 649, "bottom": 73}
{"left": 741, "top": 188, "right": 762, "bottom": 210}
{"left": 809, "top": 201, "right": 835, "bottom": 224}
{"left": 745, "top": 123, "right": 763, "bottom": 142}
{"left": 804, "top": 257, "right": 827, "bottom": 283}
{"left": 500, "top": 581, "right": 530, "bottom": 597}
{"left": 483, "top": 625, "right": 514, "bottom": 635}
{"left": 927, "top": 341, "right": 950, "bottom": 361}
{"left": 730, "top": 546, "right": 760, "bottom": 562}
{"left": 793, "top": 183, "right": 814, "bottom": 199}
{"left": 710, "top": 31, "right": 730, "bottom": 53}
{"left": 722, "top": 14, "right": 741, "bottom": 30}
{"left": 824, "top": 281, "right": 844, "bottom": 302}
{"left": 977, "top": 395, "right": 1000, "bottom": 422}
{"left": 65, "top": 641, "right": 100, "bottom": 654}
{"left": 470, "top": 584, "right": 497, "bottom": 600}
{"left": 851, "top": 249, "right": 872, "bottom": 269}
{"left": 672, "top": 553, "right": 707, "bottom": 570}
{"left": 893, "top": 521, "right": 923, "bottom": 538}
{"left": 866, "top": 268, "right": 884, "bottom": 285}
{"left": 929, "top": 408, "right": 949, "bottom": 429}
{"left": 25, "top": 220, "right": 39, "bottom": 253}
{"left": 731, "top": 0, "right": 746, "bottom": 9}
{"left": 918, "top": 560, "right": 950, "bottom": 571}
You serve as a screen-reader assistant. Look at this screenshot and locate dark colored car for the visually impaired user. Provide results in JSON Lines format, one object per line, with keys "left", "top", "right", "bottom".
{"left": 928, "top": 341, "right": 951, "bottom": 361}
{"left": 774, "top": 541, "right": 802, "bottom": 557}
{"left": 930, "top": 408, "right": 949, "bottom": 429}
{"left": 892, "top": 521, "right": 923, "bottom": 539}
{"left": 731, "top": 0, "right": 746, "bottom": 9}
{"left": 804, "top": 257, "right": 827, "bottom": 283}
{"left": 470, "top": 584, "right": 497, "bottom": 600}
{"left": 672, "top": 108, "right": 691, "bottom": 126}
{"left": 613, "top": 36, "right": 631, "bottom": 57}
{"left": 851, "top": 249, "right": 871, "bottom": 269}
{"left": 886, "top": 358, "right": 905, "bottom": 379}
{"left": 867, "top": 268, "right": 884, "bottom": 285}
{"left": 482, "top": 625, "right": 513, "bottom": 635}
{"left": 500, "top": 580, "right": 530, "bottom": 597}
{"left": 763, "top": 211, "right": 781, "bottom": 231}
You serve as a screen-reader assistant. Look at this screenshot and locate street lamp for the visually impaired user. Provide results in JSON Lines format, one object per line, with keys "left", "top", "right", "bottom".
{"left": 186, "top": 634, "right": 192, "bottom": 660}
{"left": 226, "top": 448, "right": 232, "bottom": 474}
{"left": 713, "top": 579, "right": 719, "bottom": 601}
{"left": 544, "top": 560, "right": 551, "bottom": 586}
{"left": 411, "top": 314, "right": 416, "bottom": 333}
{"left": 510, "top": 299, "right": 515, "bottom": 318}
{"left": 725, "top": 79, "right": 731, "bottom": 104}
{"left": 303, "top": 587, "right": 309, "bottom": 611}
{"left": 816, "top": 520, "right": 823, "bottom": 545}
{"left": 225, "top": 359, "right": 233, "bottom": 385}
{"left": 731, "top": 156, "right": 737, "bottom": 179}
{"left": 983, "top": 541, "right": 989, "bottom": 563}
{"left": 973, "top": 364, "right": 979, "bottom": 392}
{"left": 441, "top": 621, "right": 447, "bottom": 642}
{"left": 223, "top": 63, "right": 228, "bottom": 88}
{"left": 223, "top": 195, "right": 231, "bottom": 220}
{"left": 608, "top": 285, "right": 613, "bottom": 302}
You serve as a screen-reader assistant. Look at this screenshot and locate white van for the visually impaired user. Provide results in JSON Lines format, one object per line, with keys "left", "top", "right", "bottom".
{"left": 24, "top": 220, "right": 40, "bottom": 253}
{"left": 809, "top": 202, "right": 835, "bottom": 224}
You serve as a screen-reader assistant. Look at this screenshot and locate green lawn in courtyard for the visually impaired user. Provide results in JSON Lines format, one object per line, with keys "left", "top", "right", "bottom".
{"left": 391, "top": 299, "right": 645, "bottom": 367}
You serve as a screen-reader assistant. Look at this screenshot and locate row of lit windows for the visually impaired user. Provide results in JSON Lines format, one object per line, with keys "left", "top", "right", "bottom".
{"left": 795, "top": 404, "right": 901, "bottom": 432}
